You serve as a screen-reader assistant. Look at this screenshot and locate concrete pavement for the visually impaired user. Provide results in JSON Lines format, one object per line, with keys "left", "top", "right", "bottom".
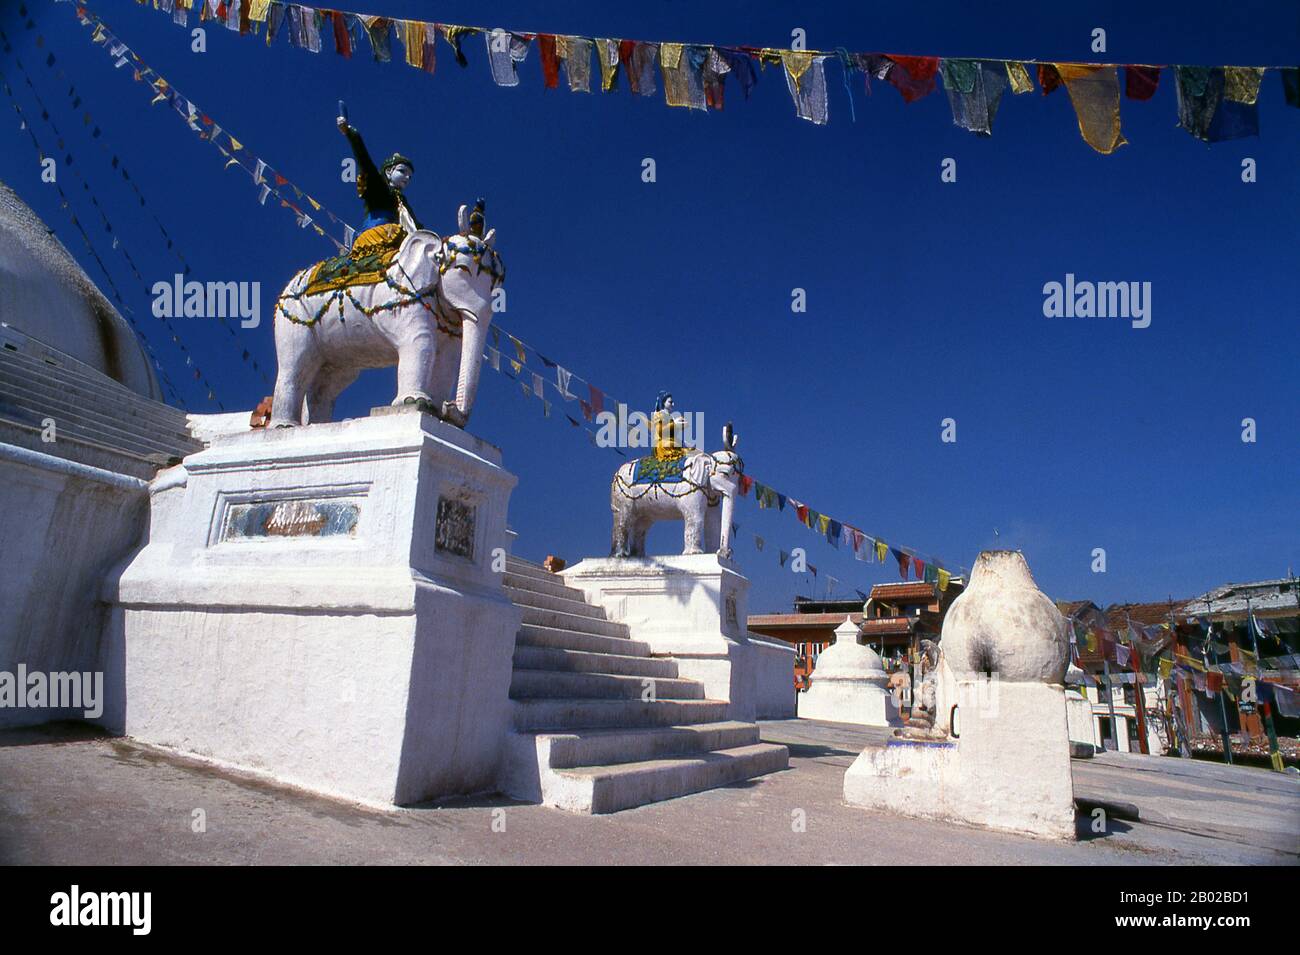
{"left": 1, "top": 719, "right": 1295, "bottom": 865}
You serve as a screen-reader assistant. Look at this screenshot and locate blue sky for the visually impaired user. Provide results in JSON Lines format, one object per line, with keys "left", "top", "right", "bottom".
{"left": 2, "top": 0, "right": 1297, "bottom": 611}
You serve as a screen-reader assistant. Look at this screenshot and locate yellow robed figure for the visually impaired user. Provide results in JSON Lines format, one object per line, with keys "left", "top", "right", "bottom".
{"left": 651, "top": 391, "right": 687, "bottom": 463}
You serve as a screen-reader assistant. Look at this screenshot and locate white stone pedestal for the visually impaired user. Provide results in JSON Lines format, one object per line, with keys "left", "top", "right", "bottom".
{"left": 101, "top": 409, "right": 520, "bottom": 808}
{"left": 843, "top": 551, "right": 1076, "bottom": 840}
{"left": 798, "top": 617, "right": 896, "bottom": 726}
{"left": 560, "top": 554, "right": 756, "bottom": 720}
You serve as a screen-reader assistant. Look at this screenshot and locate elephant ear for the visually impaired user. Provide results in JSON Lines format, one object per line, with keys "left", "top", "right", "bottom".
{"left": 682, "top": 450, "right": 709, "bottom": 485}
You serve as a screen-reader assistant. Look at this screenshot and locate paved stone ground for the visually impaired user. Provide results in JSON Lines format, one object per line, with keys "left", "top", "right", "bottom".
{"left": 1, "top": 719, "right": 1296, "bottom": 865}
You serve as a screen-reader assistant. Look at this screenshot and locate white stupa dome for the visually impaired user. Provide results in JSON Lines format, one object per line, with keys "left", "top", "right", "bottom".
{"left": 0, "top": 179, "right": 161, "bottom": 401}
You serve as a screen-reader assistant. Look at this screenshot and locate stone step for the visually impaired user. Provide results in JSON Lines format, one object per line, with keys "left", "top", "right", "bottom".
{"left": 502, "top": 569, "right": 590, "bottom": 604}
{"left": 510, "top": 668, "right": 705, "bottom": 702}
{"left": 504, "top": 583, "right": 606, "bottom": 621}
{"left": 512, "top": 644, "right": 678, "bottom": 679}
{"left": 502, "top": 557, "right": 559, "bottom": 583}
{"left": 0, "top": 366, "right": 199, "bottom": 459}
{"left": 531, "top": 721, "right": 761, "bottom": 770}
{"left": 0, "top": 398, "right": 182, "bottom": 467}
{"left": 548, "top": 743, "right": 790, "bottom": 814}
{"left": 519, "top": 604, "right": 627, "bottom": 638}
{"left": 0, "top": 342, "right": 194, "bottom": 435}
{"left": 511, "top": 698, "right": 731, "bottom": 731}
{"left": 515, "top": 623, "right": 653, "bottom": 658}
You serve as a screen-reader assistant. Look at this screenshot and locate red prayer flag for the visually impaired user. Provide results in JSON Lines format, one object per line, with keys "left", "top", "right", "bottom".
{"left": 912, "top": 556, "right": 924, "bottom": 579}
{"left": 539, "top": 34, "right": 560, "bottom": 89}
{"left": 333, "top": 12, "right": 352, "bottom": 58}
{"left": 588, "top": 384, "right": 604, "bottom": 416}
{"left": 1124, "top": 65, "right": 1161, "bottom": 100}
{"left": 885, "top": 55, "right": 939, "bottom": 103}
{"left": 1038, "top": 63, "right": 1062, "bottom": 95}
{"left": 739, "top": 475, "right": 754, "bottom": 496}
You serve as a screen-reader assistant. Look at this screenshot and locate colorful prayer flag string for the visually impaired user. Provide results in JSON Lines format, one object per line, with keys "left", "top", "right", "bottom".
{"left": 134, "top": 0, "right": 1300, "bottom": 152}
{"left": 70, "top": 4, "right": 353, "bottom": 254}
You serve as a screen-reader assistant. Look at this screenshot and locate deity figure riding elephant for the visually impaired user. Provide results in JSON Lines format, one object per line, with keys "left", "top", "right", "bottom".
{"left": 610, "top": 424, "right": 743, "bottom": 558}
{"left": 269, "top": 201, "right": 503, "bottom": 428}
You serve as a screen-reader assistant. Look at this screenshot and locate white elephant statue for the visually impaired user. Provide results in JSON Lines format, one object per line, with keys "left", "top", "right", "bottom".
{"left": 269, "top": 201, "right": 503, "bottom": 428}
{"left": 610, "top": 424, "right": 743, "bottom": 558}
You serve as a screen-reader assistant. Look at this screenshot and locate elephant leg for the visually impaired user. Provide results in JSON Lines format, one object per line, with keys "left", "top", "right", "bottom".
{"left": 682, "top": 505, "right": 705, "bottom": 555}
{"left": 304, "top": 364, "right": 359, "bottom": 425}
{"left": 631, "top": 517, "right": 650, "bottom": 557}
{"left": 703, "top": 504, "right": 722, "bottom": 553}
{"left": 392, "top": 322, "right": 437, "bottom": 408}
{"left": 270, "top": 340, "right": 319, "bottom": 428}
{"left": 610, "top": 494, "right": 630, "bottom": 557}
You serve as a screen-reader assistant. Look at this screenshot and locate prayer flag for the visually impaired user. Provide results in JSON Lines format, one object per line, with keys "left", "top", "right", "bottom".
{"left": 1124, "top": 65, "right": 1160, "bottom": 100}
{"left": 1005, "top": 61, "right": 1034, "bottom": 94}
{"left": 885, "top": 54, "right": 939, "bottom": 102}
{"left": 1056, "top": 64, "right": 1127, "bottom": 154}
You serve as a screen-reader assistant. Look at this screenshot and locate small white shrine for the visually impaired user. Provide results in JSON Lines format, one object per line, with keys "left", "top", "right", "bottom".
{"left": 796, "top": 616, "right": 897, "bottom": 726}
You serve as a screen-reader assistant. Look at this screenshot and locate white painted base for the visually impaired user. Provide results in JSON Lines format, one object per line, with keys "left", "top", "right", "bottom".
{"left": 560, "top": 555, "right": 757, "bottom": 720}
{"left": 1065, "top": 688, "right": 1097, "bottom": 751}
{"left": 844, "top": 681, "right": 1076, "bottom": 839}
{"left": 798, "top": 680, "right": 895, "bottom": 726}
{"left": 101, "top": 409, "right": 520, "bottom": 806}
{"left": 751, "top": 638, "right": 797, "bottom": 719}
{"left": 0, "top": 442, "right": 147, "bottom": 728}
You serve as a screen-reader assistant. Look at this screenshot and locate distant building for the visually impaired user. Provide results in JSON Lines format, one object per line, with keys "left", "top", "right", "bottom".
{"left": 748, "top": 577, "right": 964, "bottom": 692}
{"left": 1058, "top": 599, "right": 1171, "bottom": 755}
{"left": 1057, "top": 578, "right": 1300, "bottom": 765}
{"left": 1174, "top": 578, "right": 1300, "bottom": 749}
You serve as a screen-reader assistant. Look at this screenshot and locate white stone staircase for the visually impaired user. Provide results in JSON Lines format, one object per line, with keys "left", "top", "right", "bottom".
{"left": 0, "top": 322, "right": 202, "bottom": 478}
{"left": 500, "top": 555, "right": 788, "bottom": 813}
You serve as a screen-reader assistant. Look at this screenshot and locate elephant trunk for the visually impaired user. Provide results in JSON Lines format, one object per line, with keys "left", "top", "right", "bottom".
{"left": 719, "top": 485, "right": 735, "bottom": 557}
{"left": 454, "top": 309, "right": 488, "bottom": 419}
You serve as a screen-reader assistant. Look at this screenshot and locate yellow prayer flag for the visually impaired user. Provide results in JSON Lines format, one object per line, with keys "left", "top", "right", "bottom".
{"left": 248, "top": 0, "right": 272, "bottom": 23}
{"left": 781, "top": 51, "right": 814, "bottom": 90}
{"left": 402, "top": 21, "right": 424, "bottom": 69}
{"left": 1006, "top": 61, "right": 1034, "bottom": 94}
{"left": 1056, "top": 64, "right": 1127, "bottom": 155}
{"left": 228, "top": 137, "right": 243, "bottom": 152}
{"left": 1224, "top": 67, "right": 1265, "bottom": 104}
{"left": 817, "top": 514, "right": 830, "bottom": 535}
{"left": 595, "top": 39, "right": 619, "bottom": 92}
{"left": 938, "top": 569, "right": 951, "bottom": 592}
{"left": 875, "top": 540, "right": 888, "bottom": 562}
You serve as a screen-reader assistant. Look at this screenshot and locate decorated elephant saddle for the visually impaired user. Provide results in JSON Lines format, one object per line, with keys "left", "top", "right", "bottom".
{"left": 302, "top": 222, "right": 405, "bottom": 298}
{"left": 630, "top": 454, "right": 689, "bottom": 485}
